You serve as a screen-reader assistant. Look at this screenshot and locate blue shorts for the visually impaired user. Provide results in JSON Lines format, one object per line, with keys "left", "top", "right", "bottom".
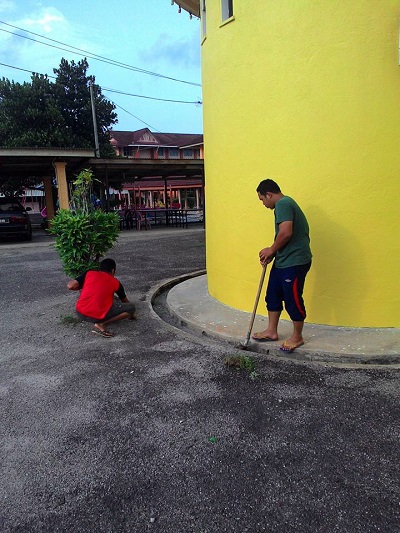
{"left": 265, "top": 262, "right": 311, "bottom": 321}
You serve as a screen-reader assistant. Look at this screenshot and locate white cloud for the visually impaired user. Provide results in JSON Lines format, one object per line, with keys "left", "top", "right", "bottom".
{"left": 20, "top": 7, "right": 68, "bottom": 34}
{"left": 0, "top": 6, "right": 103, "bottom": 82}
{"left": 23, "top": 9, "right": 64, "bottom": 33}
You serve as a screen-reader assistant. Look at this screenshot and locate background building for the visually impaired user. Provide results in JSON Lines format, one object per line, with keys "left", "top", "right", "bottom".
{"left": 110, "top": 129, "right": 204, "bottom": 209}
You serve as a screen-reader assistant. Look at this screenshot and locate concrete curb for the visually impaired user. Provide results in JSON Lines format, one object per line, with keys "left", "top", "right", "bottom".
{"left": 151, "top": 272, "right": 400, "bottom": 367}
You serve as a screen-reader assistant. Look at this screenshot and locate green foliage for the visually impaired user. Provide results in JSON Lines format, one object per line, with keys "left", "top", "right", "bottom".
{"left": 187, "top": 196, "right": 196, "bottom": 208}
{"left": 0, "top": 176, "right": 42, "bottom": 197}
{"left": 69, "top": 168, "right": 100, "bottom": 214}
{"left": 49, "top": 169, "right": 119, "bottom": 278}
{"left": 0, "top": 58, "right": 117, "bottom": 157}
{"left": 50, "top": 209, "right": 119, "bottom": 278}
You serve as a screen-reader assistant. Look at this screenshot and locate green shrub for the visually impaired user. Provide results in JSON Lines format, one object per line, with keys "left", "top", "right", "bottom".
{"left": 49, "top": 169, "right": 119, "bottom": 278}
{"left": 187, "top": 196, "right": 195, "bottom": 208}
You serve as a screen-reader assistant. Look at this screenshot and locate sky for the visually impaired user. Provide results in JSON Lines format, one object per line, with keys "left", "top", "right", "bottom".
{"left": 0, "top": 0, "right": 203, "bottom": 134}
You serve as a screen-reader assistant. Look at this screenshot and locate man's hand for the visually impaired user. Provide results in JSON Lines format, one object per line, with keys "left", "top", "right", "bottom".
{"left": 259, "top": 247, "right": 275, "bottom": 266}
{"left": 259, "top": 221, "right": 293, "bottom": 265}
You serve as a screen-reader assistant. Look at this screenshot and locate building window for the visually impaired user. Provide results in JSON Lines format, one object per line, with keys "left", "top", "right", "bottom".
{"left": 123, "top": 147, "right": 131, "bottom": 157}
{"left": 168, "top": 148, "right": 180, "bottom": 159}
{"left": 201, "top": 0, "right": 206, "bottom": 39}
{"left": 194, "top": 149, "right": 201, "bottom": 159}
{"left": 157, "top": 147, "right": 165, "bottom": 159}
{"left": 221, "top": 0, "right": 233, "bottom": 21}
{"left": 183, "top": 149, "right": 194, "bottom": 159}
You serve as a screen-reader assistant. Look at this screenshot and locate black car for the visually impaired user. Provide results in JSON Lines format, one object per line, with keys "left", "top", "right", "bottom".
{"left": 0, "top": 197, "right": 32, "bottom": 241}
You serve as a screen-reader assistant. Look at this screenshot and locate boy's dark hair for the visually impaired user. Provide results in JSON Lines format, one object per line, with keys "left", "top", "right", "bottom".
{"left": 256, "top": 179, "right": 281, "bottom": 195}
{"left": 100, "top": 258, "right": 116, "bottom": 273}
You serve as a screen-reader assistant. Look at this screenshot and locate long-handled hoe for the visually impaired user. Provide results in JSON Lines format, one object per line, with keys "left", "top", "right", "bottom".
{"left": 237, "top": 264, "right": 267, "bottom": 351}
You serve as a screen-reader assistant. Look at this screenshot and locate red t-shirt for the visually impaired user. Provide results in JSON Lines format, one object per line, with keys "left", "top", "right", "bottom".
{"left": 76, "top": 271, "right": 121, "bottom": 320}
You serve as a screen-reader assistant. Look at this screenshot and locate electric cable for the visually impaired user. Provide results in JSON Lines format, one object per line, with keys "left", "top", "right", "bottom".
{"left": 110, "top": 99, "right": 162, "bottom": 132}
{"left": 0, "top": 62, "right": 201, "bottom": 105}
{"left": 0, "top": 20, "right": 201, "bottom": 87}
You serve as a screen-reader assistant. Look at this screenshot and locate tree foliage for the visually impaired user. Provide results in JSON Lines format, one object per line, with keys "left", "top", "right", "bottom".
{"left": 0, "top": 176, "right": 41, "bottom": 198}
{"left": 0, "top": 58, "right": 117, "bottom": 157}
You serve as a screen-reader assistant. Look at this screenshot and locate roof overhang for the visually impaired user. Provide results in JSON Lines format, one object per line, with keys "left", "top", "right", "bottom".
{"left": 0, "top": 148, "right": 204, "bottom": 186}
{"left": 172, "top": 0, "right": 200, "bottom": 18}
{"left": 88, "top": 157, "right": 204, "bottom": 185}
{"left": 180, "top": 142, "right": 203, "bottom": 149}
{"left": 0, "top": 148, "right": 95, "bottom": 179}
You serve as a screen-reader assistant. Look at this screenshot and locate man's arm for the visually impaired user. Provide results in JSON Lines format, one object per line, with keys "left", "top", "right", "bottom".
{"left": 259, "top": 220, "right": 293, "bottom": 265}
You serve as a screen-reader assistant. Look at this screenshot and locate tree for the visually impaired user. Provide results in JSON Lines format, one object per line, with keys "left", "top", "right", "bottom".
{"left": 52, "top": 58, "right": 117, "bottom": 157}
{"left": 0, "top": 176, "right": 42, "bottom": 198}
{"left": 0, "top": 74, "right": 66, "bottom": 147}
{"left": 0, "top": 58, "right": 117, "bottom": 157}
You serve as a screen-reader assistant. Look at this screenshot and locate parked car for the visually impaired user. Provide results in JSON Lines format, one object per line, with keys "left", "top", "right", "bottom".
{"left": 0, "top": 197, "right": 32, "bottom": 241}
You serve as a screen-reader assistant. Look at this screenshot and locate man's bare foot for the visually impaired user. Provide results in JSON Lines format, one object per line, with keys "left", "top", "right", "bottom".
{"left": 252, "top": 330, "right": 278, "bottom": 342}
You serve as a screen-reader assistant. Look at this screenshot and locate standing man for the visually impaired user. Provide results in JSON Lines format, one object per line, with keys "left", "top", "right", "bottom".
{"left": 67, "top": 258, "right": 136, "bottom": 338}
{"left": 252, "top": 179, "right": 312, "bottom": 353}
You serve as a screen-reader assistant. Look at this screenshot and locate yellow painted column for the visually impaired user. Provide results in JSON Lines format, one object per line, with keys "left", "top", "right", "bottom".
{"left": 53, "top": 161, "right": 69, "bottom": 210}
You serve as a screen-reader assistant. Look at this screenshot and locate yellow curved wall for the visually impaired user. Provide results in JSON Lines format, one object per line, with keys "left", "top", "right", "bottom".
{"left": 202, "top": 0, "right": 400, "bottom": 327}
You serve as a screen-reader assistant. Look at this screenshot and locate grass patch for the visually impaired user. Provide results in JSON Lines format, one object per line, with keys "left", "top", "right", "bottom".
{"left": 224, "top": 355, "right": 259, "bottom": 380}
{"left": 59, "top": 314, "right": 80, "bottom": 326}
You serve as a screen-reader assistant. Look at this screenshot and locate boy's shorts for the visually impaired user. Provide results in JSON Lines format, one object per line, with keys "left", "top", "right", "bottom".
{"left": 77, "top": 302, "right": 136, "bottom": 323}
{"left": 265, "top": 262, "right": 311, "bottom": 321}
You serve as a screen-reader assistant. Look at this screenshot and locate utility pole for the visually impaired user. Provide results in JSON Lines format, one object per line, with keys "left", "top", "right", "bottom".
{"left": 89, "top": 81, "right": 100, "bottom": 158}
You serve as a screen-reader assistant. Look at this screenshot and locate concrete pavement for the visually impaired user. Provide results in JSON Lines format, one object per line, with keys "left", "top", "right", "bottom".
{"left": 165, "top": 274, "right": 400, "bottom": 366}
{"left": 1, "top": 226, "right": 400, "bottom": 532}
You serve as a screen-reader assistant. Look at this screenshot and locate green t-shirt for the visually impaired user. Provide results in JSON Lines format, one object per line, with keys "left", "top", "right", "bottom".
{"left": 274, "top": 196, "right": 312, "bottom": 268}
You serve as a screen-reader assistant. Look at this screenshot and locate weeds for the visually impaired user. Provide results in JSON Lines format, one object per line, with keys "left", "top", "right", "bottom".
{"left": 224, "top": 355, "right": 259, "bottom": 380}
{"left": 60, "top": 314, "right": 80, "bottom": 326}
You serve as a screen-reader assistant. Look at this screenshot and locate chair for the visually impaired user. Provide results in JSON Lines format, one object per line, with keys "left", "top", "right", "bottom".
{"left": 136, "top": 211, "right": 151, "bottom": 231}
{"left": 124, "top": 209, "right": 135, "bottom": 230}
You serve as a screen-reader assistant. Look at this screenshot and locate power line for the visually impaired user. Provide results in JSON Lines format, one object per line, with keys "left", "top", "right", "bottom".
{"left": 0, "top": 20, "right": 201, "bottom": 87}
{"left": 102, "top": 86, "right": 201, "bottom": 105}
{"left": 0, "top": 61, "right": 199, "bottom": 132}
{"left": 0, "top": 62, "right": 202, "bottom": 105}
{"left": 110, "top": 100, "right": 162, "bottom": 132}
{"left": 0, "top": 61, "right": 56, "bottom": 79}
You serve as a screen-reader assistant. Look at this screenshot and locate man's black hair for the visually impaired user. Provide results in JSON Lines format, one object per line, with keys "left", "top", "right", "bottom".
{"left": 256, "top": 179, "right": 281, "bottom": 195}
{"left": 100, "top": 258, "right": 116, "bottom": 273}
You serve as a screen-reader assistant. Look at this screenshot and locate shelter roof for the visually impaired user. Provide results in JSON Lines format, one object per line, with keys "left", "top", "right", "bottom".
{"left": 110, "top": 129, "right": 203, "bottom": 148}
{"left": 0, "top": 147, "right": 204, "bottom": 187}
{"left": 88, "top": 157, "right": 203, "bottom": 186}
{"left": 0, "top": 147, "right": 95, "bottom": 179}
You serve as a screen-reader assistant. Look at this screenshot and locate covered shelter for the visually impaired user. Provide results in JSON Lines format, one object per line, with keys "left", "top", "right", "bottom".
{"left": 0, "top": 148, "right": 204, "bottom": 217}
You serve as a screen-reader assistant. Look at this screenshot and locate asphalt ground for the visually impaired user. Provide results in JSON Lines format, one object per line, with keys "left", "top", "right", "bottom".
{"left": 0, "top": 226, "right": 399, "bottom": 533}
